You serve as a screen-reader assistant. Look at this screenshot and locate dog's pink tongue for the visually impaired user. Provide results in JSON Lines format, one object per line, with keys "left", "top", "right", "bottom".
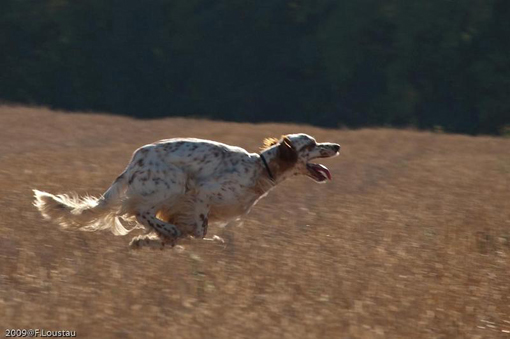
{"left": 314, "top": 164, "right": 331, "bottom": 180}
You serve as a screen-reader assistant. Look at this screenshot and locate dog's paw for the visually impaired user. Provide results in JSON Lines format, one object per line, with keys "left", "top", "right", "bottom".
{"left": 129, "top": 234, "right": 175, "bottom": 250}
{"left": 203, "top": 235, "right": 225, "bottom": 243}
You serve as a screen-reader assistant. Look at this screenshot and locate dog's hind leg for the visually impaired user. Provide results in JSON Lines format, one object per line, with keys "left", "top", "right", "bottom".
{"left": 129, "top": 233, "right": 167, "bottom": 250}
{"left": 135, "top": 209, "right": 182, "bottom": 246}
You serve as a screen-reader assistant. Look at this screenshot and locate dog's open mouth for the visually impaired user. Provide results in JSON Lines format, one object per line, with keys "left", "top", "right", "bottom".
{"left": 306, "top": 163, "right": 331, "bottom": 182}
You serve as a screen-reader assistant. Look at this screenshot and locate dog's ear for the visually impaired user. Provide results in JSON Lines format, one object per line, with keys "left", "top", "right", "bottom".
{"left": 260, "top": 137, "right": 279, "bottom": 150}
{"left": 278, "top": 136, "right": 298, "bottom": 163}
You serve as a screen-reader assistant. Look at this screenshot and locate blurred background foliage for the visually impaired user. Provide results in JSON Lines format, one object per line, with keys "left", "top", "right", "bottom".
{"left": 1, "top": 0, "right": 509, "bottom": 135}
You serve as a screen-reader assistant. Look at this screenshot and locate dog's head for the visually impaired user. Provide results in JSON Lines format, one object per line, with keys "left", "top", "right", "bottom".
{"left": 261, "top": 133, "right": 340, "bottom": 183}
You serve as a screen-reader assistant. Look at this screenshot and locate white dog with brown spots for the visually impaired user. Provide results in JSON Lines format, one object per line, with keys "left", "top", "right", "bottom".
{"left": 33, "top": 134, "right": 340, "bottom": 249}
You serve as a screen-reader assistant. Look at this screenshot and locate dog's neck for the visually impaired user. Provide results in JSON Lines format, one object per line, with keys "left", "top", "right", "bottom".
{"left": 255, "top": 146, "right": 291, "bottom": 191}
{"left": 259, "top": 146, "right": 278, "bottom": 179}
{"left": 259, "top": 152, "right": 274, "bottom": 181}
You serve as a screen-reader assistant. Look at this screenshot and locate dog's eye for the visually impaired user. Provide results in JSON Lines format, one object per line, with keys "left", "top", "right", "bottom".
{"left": 299, "top": 143, "right": 314, "bottom": 152}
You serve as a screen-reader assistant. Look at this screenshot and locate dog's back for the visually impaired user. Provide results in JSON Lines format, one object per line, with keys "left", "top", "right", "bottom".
{"left": 131, "top": 138, "right": 252, "bottom": 180}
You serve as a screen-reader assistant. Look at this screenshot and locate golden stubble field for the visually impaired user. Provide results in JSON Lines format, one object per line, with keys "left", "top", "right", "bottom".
{"left": 0, "top": 106, "right": 509, "bottom": 338}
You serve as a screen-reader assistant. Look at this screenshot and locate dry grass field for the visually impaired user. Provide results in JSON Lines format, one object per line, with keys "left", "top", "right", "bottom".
{"left": 0, "top": 106, "right": 509, "bottom": 338}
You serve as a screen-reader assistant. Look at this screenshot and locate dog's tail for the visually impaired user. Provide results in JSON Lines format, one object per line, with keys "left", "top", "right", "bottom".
{"left": 33, "top": 171, "right": 136, "bottom": 235}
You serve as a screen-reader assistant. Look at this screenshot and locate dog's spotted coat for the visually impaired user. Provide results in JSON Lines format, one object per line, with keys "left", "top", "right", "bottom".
{"left": 33, "top": 134, "right": 340, "bottom": 249}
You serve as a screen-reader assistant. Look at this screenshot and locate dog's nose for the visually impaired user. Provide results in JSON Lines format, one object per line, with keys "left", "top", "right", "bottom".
{"left": 333, "top": 144, "right": 341, "bottom": 153}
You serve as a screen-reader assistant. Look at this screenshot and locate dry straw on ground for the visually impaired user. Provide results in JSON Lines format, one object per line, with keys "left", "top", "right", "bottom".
{"left": 0, "top": 106, "right": 509, "bottom": 338}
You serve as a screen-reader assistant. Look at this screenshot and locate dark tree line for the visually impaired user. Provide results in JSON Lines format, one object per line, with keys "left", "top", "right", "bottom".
{"left": 1, "top": 0, "right": 509, "bottom": 135}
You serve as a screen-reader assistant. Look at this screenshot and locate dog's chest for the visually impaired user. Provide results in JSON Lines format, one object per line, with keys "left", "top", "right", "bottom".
{"left": 207, "top": 186, "right": 266, "bottom": 222}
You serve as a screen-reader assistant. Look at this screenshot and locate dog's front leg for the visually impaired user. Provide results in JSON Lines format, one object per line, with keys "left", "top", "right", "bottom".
{"left": 191, "top": 199, "right": 210, "bottom": 239}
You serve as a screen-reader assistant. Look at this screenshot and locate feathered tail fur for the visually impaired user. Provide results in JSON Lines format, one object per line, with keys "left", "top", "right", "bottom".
{"left": 33, "top": 172, "right": 138, "bottom": 235}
